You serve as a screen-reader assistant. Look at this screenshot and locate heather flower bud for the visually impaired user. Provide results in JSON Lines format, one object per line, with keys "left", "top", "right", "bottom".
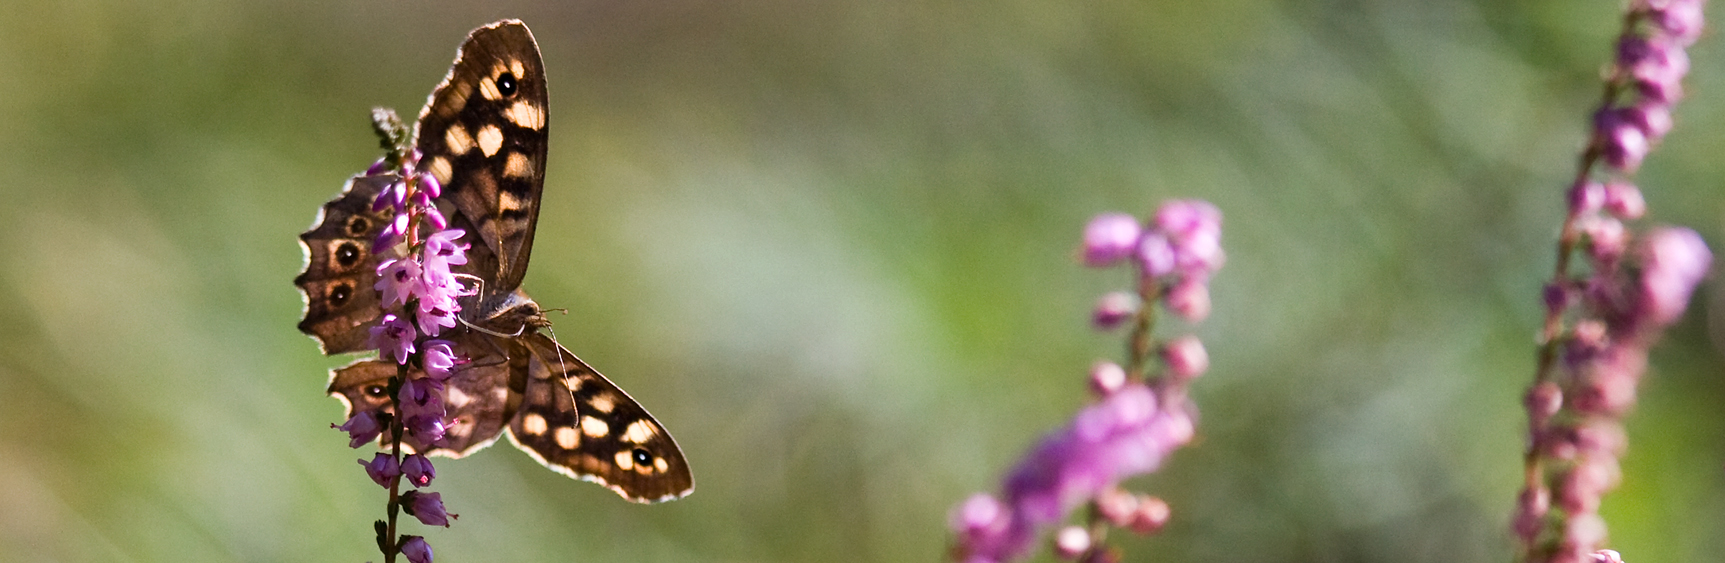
{"left": 1602, "top": 182, "right": 1645, "bottom": 220}
{"left": 364, "top": 158, "right": 390, "bottom": 176}
{"left": 1650, "top": 0, "right": 1705, "bottom": 45}
{"left": 1136, "top": 232, "right": 1176, "bottom": 279}
{"left": 1569, "top": 180, "right": 1605, "bottom": 215}
{"left": 334, "top": 411, "right": 383, "bottom": 448}
{"left": 404, "top": 414, "right": 447, "bottom": 448}
{"left": 1126, "top": 495, "right": 1170, "bottom": 535}
{"left": 1161, "top": 336, "right": 1208, "bottom": 382}
{"left": 400, "top": 491, "right": 455, "bottom": 527}
{"left": 1596, "top": 109, "right": 1650, "bottom": 172}
{"left": 402, "top": 454, "right": 437, "bottom": 488}
{"left": 1621, "top": 104, "right": 1673, "bottom": 142}
{"left": 1052, "top": 526, "right": 1090, "bottom": 560}
{"left": 1092, "top": 291, "right": 1141, "bottom": 330}
{"left": 1082, "top": 213, "right": 1143, "bottom": 267}
{"left": 1163, "top": 279, "right": 1211, "bottom": 322}
{"left": 400, "top": 535, "right": 433, "bottom": 563}
{"left": 1524, "top": 382, "right": 1563, "bottom": 425}
{"left": 1591, "top": 549, "right": 1625, "bottom": 563}
{"left": 360, "top": 453, "right": 400, "bottom": 487}
{"left": 1089, "top": 361, "right": 1128, "bottom": 396}
{"left": 1095, "top": 489, "right": 1138, "bottom": 527}
{"left": 416, "top": 172, "right": 443, "bottom": 199}
{"left": 422, "top": 340, "right": 458, "bottom": 381}
{"left": 1511, "top": 487, "right": 1550, "bottom": 542}
{"left": 1636, "top": 227, "right": 1712, "bottom": 327}
{"left": 1153, "top": 200, "right": 1221, "bottom": 238}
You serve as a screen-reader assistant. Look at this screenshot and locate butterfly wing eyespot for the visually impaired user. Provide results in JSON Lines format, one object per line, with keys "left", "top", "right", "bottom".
{"left": 496, "top": 72, "right": 518, "bottom": 97}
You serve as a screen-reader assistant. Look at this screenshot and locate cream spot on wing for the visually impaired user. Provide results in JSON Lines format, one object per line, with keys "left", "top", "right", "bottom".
{"left": 581, "top": 416, "right": 610, "bottom": 438}
{"left": 479, "top": 76, "right": 501, "bottom": 101}
{"left": 435, "top": 82, "right": 473, "bottom": 118}
{"left": 521, "top": 413, "right": 548, "bottom": 436}
{"left": 504, "top": 100, "right": 545, "bottom": 130}
{"left": 510, "top": 59, "right": 525, "bottom": 79}
{"left": 427, "top": 156, "right": 453, "bottom": 185}
{"left": 444, "top": 124, "right": 474, "bottom": 154}
{"left": 614, "top": 450, "right": 634, "bottom": 471}
{"left": 444, "top": 386, "right": 472, "bottom": 408}
{"left": 654, "top": 458, "right": 668, "bottom": 473}
{"left": 555, "top": 427, "right": 579, "bottom": 450}
{"left": 476, "top": 124, "right": 503, "bottom": 157}
{"left": 498, "top": 189, "right": 526, "bottom": 213}
{"left": 622, "top": 420, "right": 657, "bottom": 444}
{"left": 587, "top": 393, "right": 615, "bottom": 414}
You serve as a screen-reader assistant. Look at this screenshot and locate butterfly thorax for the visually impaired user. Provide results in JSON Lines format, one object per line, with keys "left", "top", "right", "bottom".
{"left": 464, "top": 288, "right": 549, "bottom": 336}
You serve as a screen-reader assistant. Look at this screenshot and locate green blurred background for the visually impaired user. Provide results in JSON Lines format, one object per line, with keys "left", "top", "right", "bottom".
{"left": 1, "top": 1, "right": 1721, "bottom": 561}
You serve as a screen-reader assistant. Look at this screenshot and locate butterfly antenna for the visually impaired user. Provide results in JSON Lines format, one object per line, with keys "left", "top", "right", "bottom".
{"left": 543, "top": 327, "right": 581, "bottom": 408}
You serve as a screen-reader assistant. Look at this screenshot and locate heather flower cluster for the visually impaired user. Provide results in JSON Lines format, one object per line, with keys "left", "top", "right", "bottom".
{"left": 949, "top": 201, "right": 1223, "bottom": 563}
{"left": 332, "top": 130, "right": 473, "bottom": 563}
{"left": 1514, "top": 3, "right": 1711, "bottom": 563}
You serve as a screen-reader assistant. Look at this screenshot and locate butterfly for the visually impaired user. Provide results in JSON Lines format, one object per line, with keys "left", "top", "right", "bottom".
{"left": 294, "top": 19, "right": 693, "bottom": 503}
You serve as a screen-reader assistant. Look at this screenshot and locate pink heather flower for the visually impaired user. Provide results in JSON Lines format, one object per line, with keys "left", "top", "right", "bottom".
{"left": 423, "top": 206, "right": 449, "bottom": 230}
{"left": 959, "top": 385, "right": 1193, "bottom": 561}
{"left": 422, "top": 340, "right": 458, "bottom": 380}
{"left": 400, "top": 536, "right": 433, "bottom": 563}
{"left": 1153, "top": 200, "right": 1221, "bottom": 239}
{"left": 360, "top": 453, "right": 400, "bottom": 488}
{"left": 1083, "top": 213, "right": 1143, "bottom": 267}
{"left": 1095, "top": 489, "right": 1138, "bottom": 528}
{"left": 368, "top": 314, "right": 417, "bottom": 364}
{"left": 1088, "top": 361, "right": 1127, "bottom": 397}
{"left": 422, "top": 229, "right": 470, "bottom": 273}
{"left": 1592, "top": 549, "right": 1625, "bottom": 563}
{"left": 399, "top": 378, "right": 446, "bottom": 420}
{"left": 416, "top": 298, "right": 458, "bottom": 337}
{"left": 1621, "top": 104, "right": 1674, "bottom": 143}
{"left": 402, "top": 491, "right": 455, "bottom": 527}
{"left": 1136, "top": 232, "right": 1176, "bottom": 279}
{"left": 402, "top": 454, "right": 436, "bottom": 488}
{"left": 1163, "top": 279, "right": 1211, "bottom": 322}
{"left": 333, "top": 412, "right": 382, "bottom": 448}
{"left": 1619, "top": 36, "right": 1690, "bottom": 103}
{"left": 1126, "top": 495, "right": 1170, "bottom": 535}
{"left": 1562, "top": 513, "right": 1609, "bottom": 556}
{"left": 373, "top": 180, "right": 407, "bottom": 214}
{"left": 1558, "top": 458, "right": 1617, "bottom": 514}
{"left": 1092, "top": 291, "right": 1140, "bottom": 330}
{"left": 1524, "top": 381, "right": 1563, "bottom": 426}
{"left": 1649, "top": 0, "right": 1705, "bottom": 45}
{"left": 373, "top": 212, "right": 410, "bottom": 253}
{"left": 1597, "top": 110, "right": 1650, "bottom": 172}
{"left": 1579, "top": 216, "right": 1628, "bottom": 263}
{"left": 404, "top": 414, "right": 447, "bottom": 450}
{"left": 1172, "top": 228, "right": 1224, "bottom": 276}
{"left": 416, "top": 172, "right": 443, "bottom": 199}
{"left": 376, "top": 258, "right": 422, "bottom": 308}
{"left": 1162, "top": 336, "right": 1208, "bottom": 381}
{"left": 1635, "top": 227, "right": 1712, "bottom": 327}
{"left": 1602, "top": 182, "right": 1646, "bottom": 220}
{"left": 1569, "top": 180, "right": 1606, "bottom": 215}
{"left": 1511, "top": 487, "right": 1550, "bottom": 542}
{"left": 1052, "top": 526, "right": 1090, "bottom": 560}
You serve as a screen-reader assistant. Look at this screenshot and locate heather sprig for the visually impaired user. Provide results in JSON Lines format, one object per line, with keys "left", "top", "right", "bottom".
{"left": 1515, "top": 3, "right": 1712, "bottom": 563}
{"left": 330, "top": 109, "right": 473, "bottom": 563}
{"left": 949, "top": 200, "right": 1222, "bottom": 563}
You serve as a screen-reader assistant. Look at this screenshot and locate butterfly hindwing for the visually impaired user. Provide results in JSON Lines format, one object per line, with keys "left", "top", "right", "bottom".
{"left": 326, "top": 331, "right": 522, "bottom": 458}
{"left": 296, "top": 174, "right": 400, "bottom": 354}
{"left": 415, "top": 19, "right": 548, "bottom": 294}
{"left": 506, "top": 333, "right": 694, "bottom": 503}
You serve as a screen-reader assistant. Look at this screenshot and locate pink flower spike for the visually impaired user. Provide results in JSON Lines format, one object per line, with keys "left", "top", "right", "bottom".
{"left": 359, "top": 453, "right": 400, "bottom": 488}
{"left": 400, "top": 536, "right": 433, "bottom": 563}
{"left": 1082, "top": 213, "right": 1142, "bottom": 267}
{"left": 368, "top": 314, "right": 417, "bottom": 364}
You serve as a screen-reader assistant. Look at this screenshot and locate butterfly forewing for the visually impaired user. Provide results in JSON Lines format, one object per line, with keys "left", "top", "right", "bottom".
{"left": 507, "top": 334, "right": 694, "bottom": 503}
{"left": 415, "top": 20, "right": 548, "bottom": 294}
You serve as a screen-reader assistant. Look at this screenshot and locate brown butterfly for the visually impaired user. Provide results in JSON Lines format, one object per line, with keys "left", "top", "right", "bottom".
{"left": 295, "top": 20, "right": 693, "bottom": 503}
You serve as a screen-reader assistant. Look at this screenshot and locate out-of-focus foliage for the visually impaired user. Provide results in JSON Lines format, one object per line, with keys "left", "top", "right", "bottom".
{"left": 0, "top": 1, "right": 1720, "bottom": 562}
